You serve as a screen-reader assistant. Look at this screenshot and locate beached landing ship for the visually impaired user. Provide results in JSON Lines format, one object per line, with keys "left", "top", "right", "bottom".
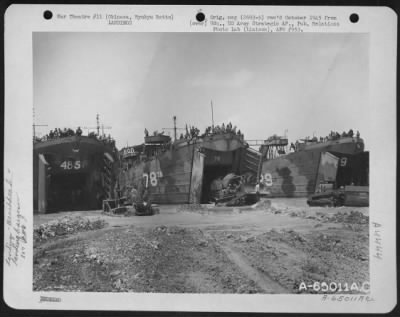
{"left": 33, "top": 130, "right": 119, "bottom": 213}
{"left": 258, "top": 132, "right": 369, "bottom": 197}
{"left": 119, "top": 122, "right": 259, "bottom": 204}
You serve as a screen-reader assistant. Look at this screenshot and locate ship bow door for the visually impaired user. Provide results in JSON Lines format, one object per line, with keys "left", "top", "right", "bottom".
{"left": 103, "top": 152, "right": 114, "bottom": 200}
{"left": 189, "top": 149, "right": 205, "bottom": 204}
{"left": 38, "top": 154, "right": 49, "bottom": 213}
{"left": 314, "top": 152, "right": 339, "bottom": 192}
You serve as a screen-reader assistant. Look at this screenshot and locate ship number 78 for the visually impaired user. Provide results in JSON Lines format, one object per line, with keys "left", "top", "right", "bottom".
{"left": 143, "top": 171, "right": 163, "bottom": 187}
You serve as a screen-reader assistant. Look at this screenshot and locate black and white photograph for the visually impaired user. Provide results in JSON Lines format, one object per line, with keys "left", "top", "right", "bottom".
{"left": 3, "top": 4, "right": 397, "bottom": 313}
{"left": 32, "top": 30, "right": 370, "bottom": 293}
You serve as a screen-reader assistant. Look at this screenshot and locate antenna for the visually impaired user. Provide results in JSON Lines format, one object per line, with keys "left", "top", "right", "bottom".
{"left": 84, "top": 114, "right": 111, "bottom": 136}
{"left": 32, "top": 106, "right": 48, "bottom": 140}
{"left": 162, "top": 115, "right": 185, "bottom": 141}
{"left": 211, "top": 100, "right": 214, "bottom": 128}
{"left": 96, "top": 114, "right": 100, "bottom": 136}
{"left": 173, "top": 116, "right": 177, "bottom": 141}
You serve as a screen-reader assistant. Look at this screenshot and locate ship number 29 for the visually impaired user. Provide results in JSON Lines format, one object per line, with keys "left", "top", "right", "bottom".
{"left": 260, "top": 173, "right": 273, "bottom": 186}
{"left": 60, "top": 160, "right": 81, "bottom": 170}
{"left": 143, "top": 171, "right": 163, "bottom": 187}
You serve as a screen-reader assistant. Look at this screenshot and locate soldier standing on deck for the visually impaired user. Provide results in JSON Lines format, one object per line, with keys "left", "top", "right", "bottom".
{"left": 348, "top": 129, "right": 354, "bottom": 137}
{"left": 76, "top": 126, "right": 82, "bottom": 136}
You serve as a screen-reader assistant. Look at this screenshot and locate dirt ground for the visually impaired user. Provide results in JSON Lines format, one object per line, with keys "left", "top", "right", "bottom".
{"left": 33, "top": 198, "right": 369, "bottom": 294}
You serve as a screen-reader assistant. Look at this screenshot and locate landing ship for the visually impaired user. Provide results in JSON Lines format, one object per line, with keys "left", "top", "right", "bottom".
{"left": 118, "top": 120, "right": 259, "bottom": 204}
{"left": 258, "top": 133, "right": 369, "bottom": 197}
{"left": 33, "top": 131, "right": 119, "bottom": 213}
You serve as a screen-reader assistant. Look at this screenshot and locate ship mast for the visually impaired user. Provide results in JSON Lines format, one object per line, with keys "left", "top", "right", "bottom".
{"left": 96, "top": 114, "right": 100, "bottom": 136}
{"left": 32, "top": 106, "right": 48, "bottom": 141}
{"left": 84, "top": 114, "right": 111, "bottom": 136}
{"left": 162, "top": 116, "right": 185, "bottom": 141}
{"left": 173, "top": 116, "right": 177, "bottom": 141}
{"left": 211, "top": 100, "right": 215, "bottom": 129}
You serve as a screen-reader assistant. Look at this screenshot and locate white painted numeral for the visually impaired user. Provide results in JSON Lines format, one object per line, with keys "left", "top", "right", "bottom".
{"left": 143, "top": 171, "right": 162, "bottom": 187}
{"left": 150, "top": 172, "right": 157, "bottom": 186}
{"left": 260, "top": 173, "right": 273, "bottom": 186}
{"left": 142, "top": 174, "right": 149, "bottom": 188}
{"left": 60, "top": 160, "right": 81, "bottom": 170}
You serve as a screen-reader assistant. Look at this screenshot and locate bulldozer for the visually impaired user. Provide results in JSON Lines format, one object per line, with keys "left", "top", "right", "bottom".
{"left": 210, "top": 173, "right": 259, "bottom": 206}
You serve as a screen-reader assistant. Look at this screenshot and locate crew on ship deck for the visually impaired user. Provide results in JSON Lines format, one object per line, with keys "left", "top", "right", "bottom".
{"left": 35, "top": 127, "right": 116, "bottom": 148}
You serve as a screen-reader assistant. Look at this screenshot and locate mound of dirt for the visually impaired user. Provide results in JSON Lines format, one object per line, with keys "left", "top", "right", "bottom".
{"left": 327, "top": 211, "right": 369, "bottom": 224}
{"left": 34, "top": 216, "right": 107, "bottom": 243}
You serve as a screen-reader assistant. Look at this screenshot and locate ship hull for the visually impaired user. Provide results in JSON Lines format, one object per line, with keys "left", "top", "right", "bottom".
{"left": 120, "top": 142, "right": 195, "bottom": 204}
{"left": 33, "top": 136, "right": 118, "bottom": 213}
{"left": 261, "top": 150, "right": 320, "bottom": 197}
{"left": 119, "top": 133, "right": 250, "bottom": 204}
{"left": 260, "top": 138, "right": 368, "bottom": 197}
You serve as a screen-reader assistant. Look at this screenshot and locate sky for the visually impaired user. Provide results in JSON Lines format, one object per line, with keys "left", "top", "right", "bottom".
{"left": 33, "top": 32, "right": 369, "bottom": 149}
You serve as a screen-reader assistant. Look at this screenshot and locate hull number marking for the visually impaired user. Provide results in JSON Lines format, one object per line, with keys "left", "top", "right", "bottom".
{"left": 60, "top": 160, "right": 81, "bottom": 170}
{"left": 260, "top": 172, "right": 273, "bottom": 186}
{"left": 143, "top": 171, "right": 163, "bottom": 187}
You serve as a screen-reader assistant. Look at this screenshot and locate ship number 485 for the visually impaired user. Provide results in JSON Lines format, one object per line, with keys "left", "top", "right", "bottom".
{"left": 60, "top": 160, "right": 81, "bottom": 170}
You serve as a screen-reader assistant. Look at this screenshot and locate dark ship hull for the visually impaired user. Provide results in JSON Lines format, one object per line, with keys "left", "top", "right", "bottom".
{"left": 33, "top": 136, "right": 119, "bottom": 213}
{"left": 119, "top": 133, "right": 257, "bottom": 204}
{"left": 259, "top": 137, "right": 368, "bottom": 197}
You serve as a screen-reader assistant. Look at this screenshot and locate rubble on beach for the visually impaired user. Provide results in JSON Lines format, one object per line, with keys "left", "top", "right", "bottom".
{"left": 33, "top": 200, "right": 369, "bottom": 293}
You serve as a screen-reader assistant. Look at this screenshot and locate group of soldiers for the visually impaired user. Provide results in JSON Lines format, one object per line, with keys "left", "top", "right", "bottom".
{"left": 180, "top": 125, "right": 201, "bottom": 139}
{"left": 205, "top": 122, "right": 242, "bottom": 137}
{"left": 304, "top": 129, "right": 360, "bottom": 143}
{"left": 88, "top": 132, "right": 116, "bottom": 147}
{"left": 177, "top": 122, "right": 243, "bottom": 140}
{"left": 289, "top": 129, "right": 361, "bottom": 151}
{"left": 34, "top": 127, "right": 83, "bottom": 142}
{"left": 144, "top": 122, "right": 243, "bottom": 142}
{"left": 327, "top": 129, "right": 360, "bottom": 140}
{"left": 312, "top": 129, "right": 360, "bottom": 143}
{"left": 35, "top": 126, "right": 116, "bottom": 148}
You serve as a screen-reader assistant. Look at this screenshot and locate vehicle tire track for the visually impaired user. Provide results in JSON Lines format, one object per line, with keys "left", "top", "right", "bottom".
{"left": 203, "top": 232, "right": 288, "bottom": 294}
